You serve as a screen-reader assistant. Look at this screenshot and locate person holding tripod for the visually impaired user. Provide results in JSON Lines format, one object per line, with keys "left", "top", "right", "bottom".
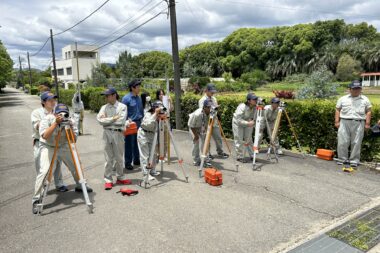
{"left": 32, "top": 103, "right": 92, "bottom": 214}
{"left": 188, "top": 100, "right": 213, "bottom": 166}
{"left": 232, "top": 93, "right": 257, "bottom": 163}
{"left": 259, "top": 97, "right": 283, "bottom": 154}
{"left": 198, "top": 83, "right": 229, "bottom": 159}
{"left": 31, "top": 91, "right": 66, "bottom": 192}
{"left": 137, "top": 101, "right": 163, "bottom": 181}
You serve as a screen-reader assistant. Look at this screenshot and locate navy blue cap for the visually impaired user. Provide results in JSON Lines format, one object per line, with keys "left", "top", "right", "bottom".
{"left": 40, "top": 91, "right": 57, "bottom": 101}
{"left": 54, "top": 103, "right": 69, "bottom": 114}
{"left": 203, "top": 99, "right": 213, "bottom": 107}
{"left": 128, "top": 79, "right": 142, "bottom": 88}
{"left": 271, "top": 97, "right": 280, "bottom": 103}
{"left": 246, "top": 93, "right": 258, "bottom": 100}
{"left": 101, "top": 87, "right": 117, "bottom": 95}
{"left": 350, "top": 80, "right": 362, "bottom": 89}
{"left": 206, "top": 83, "right": 217, "bottom": 93}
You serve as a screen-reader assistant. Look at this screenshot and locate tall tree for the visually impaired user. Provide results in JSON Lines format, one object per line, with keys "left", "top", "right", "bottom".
{"left": 0, "top": 41, "right": 13, "bottom": 91}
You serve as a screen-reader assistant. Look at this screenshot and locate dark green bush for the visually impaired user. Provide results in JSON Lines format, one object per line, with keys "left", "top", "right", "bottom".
{"left": 30, "top": 87, "right": 39, "bottom": 95}
{"left": 178, "top": 94, "right": 380, "bottom": 161}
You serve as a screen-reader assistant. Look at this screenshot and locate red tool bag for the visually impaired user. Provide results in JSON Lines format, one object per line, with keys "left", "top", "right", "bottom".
{"left": 204, "top": 168, "right": 223, "bottom": 186}
{"left": 316, "top": 149, "right": 334, "bottom": 161}
{"left": 124, "top": 122, "right": 138, "bottom": 136}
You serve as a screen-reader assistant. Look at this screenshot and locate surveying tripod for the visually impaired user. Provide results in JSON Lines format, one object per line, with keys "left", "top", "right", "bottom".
{"left": 271, "top": 102, "right": 305, "bottom": 157}
{"left": 37, "top": 123, "right": 93, "bottom": 215}
{"left": 241, "top": 103, "right": 279, "bottom": 171}
{"left": 198, "top": 108, "right": 233, "bottom": 178}
{"left": 140, "top": 113, "right": 189, "bottom": 188}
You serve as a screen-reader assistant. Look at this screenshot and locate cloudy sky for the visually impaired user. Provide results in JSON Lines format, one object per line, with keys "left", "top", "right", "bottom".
{"left": 1, "top": 0, "right": 379, "bottom": 70}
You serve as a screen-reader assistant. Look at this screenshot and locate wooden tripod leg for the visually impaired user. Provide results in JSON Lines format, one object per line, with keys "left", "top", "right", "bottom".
{"left": 199, "top": 117, "right": 214, "bottom": 177}
{"left": 284, "top": 110, "right": 304, "bottom": 156}
{"left": 217, "top": 118, "right": 231, "bottom": 155}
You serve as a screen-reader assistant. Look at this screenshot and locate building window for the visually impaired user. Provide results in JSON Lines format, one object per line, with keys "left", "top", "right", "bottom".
{"left": 68, "top": 51, "right": 71, "bottom": 58}
{"left": 57, "top": 69, "right": 64, "bottom": 76}
{"left": 65, "top": 52, "right": 67, "bottom": 59}
{"left": 66, "top": 67, "right": 72, "bottom": 75}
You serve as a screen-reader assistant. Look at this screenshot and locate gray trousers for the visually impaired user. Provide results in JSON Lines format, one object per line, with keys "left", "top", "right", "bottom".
{"left": 232, "top": 123, "right": 254, "bottom": 159}
{"left": 33, "top": 144, "right": 80, "bottom": 202}
{"left": 337, "top": 119, "right": 365, "bottom": 164}
{"left": 258, "top": 123, "right": 280, "bottom": 149}
{"left": 137, "top": 131, "right": 158, "bottom": 175}
{"left": 211, "top": 124, "right": 224, "bottom": 155}
{"left": 103, "top": 130, "right": 126, "bottom": 183}
{"left": 189, "top": 130, "right": 205, "bottom": 163}
{"left": 34, "top": 140, "right": 64, "bottom": 188}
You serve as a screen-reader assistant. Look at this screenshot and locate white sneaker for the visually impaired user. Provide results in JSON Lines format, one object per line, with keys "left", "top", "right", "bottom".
{"left": 143, "top": 174, "right": 156, "bottom": 181}
{"left": 150, "top": 171, "right": 160, "bottom": 176}
{"left": 277, "top": 149, "right": 283, "bottom": 155}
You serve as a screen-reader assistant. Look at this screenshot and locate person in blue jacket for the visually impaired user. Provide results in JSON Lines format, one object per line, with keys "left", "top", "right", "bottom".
{"left": 122, "top": 79, "right": 144, "bottom": 170}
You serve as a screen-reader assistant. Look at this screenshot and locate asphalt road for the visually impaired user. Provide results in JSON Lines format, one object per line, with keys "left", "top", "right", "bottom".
{"left": 0, "top": 87, "right": 379, "bottom": 253}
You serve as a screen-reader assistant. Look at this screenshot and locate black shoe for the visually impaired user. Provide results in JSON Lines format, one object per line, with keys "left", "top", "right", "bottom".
{"left": 218, "top": 152, "right": 229, "bottom": 159}
{"left": 207, "top": 154, "right": 215, "bottom": 160}
{"left": 237, "top": 158, "right": 247, "bottom": 163}
{"left": 75, "top": 185, "right": 93, "bottom": 193}
{"left": 56, "top": 185, "right": 69, "bottom": 192}
{"left": 32, "top": 200, "right": 39, "bottom": 214}
{"left": 133, "top": 161, "right": 141, "bottom": 166}
{"left": 125, "top": 165, "right": 134, "bottom": 170}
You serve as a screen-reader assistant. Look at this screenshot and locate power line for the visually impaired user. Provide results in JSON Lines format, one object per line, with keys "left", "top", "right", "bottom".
{"left": 30, "top": 0, "right": 110, "bottom": 57}
{"left": 30, "top": 37, "right": 50, "bottom": 57}
{"left": 92, "top": 7, "right": 167, "bottom": 51}
{"left": 87, "top": 0, "right": 164, "bottom": 48}
{"left": 54, "top": 0, "right": 111, "bottom": 36}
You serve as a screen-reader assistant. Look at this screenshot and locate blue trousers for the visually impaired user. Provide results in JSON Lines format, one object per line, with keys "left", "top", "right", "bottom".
{"left": 125, "top": 120, "right": 141, "bottom": 166}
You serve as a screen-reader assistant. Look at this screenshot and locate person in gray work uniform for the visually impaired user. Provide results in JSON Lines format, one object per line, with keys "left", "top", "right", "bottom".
{"left": 72, "top": 91, "right": 84, "bottom": 135}
{"left": 258, "top": 97, "right": 283, "bottom": 154}
{"left": 335, "top": 80, "right": 372, "bottom": 167}
{"left": 32, "top": 103, "right": 93, "bottom": 214}
{"left": 188, "top": 99, "right": 213, "bottom": 166}
{"left": 97, "top": 87, "right": 132, "bottom": 190}
{"left": 232, "top": 93, "right": 257, "bottom": 162}
{"left": 198, "top": 83, "right": 229, "bottom": 159}
{"left": 137, "top": 101, "right": 163, "bottom": 181}
{"left": 31, "top": 91, "right": 66, "bottom": 192}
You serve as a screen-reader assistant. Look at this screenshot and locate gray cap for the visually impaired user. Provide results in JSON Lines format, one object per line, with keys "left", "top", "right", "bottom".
{"left": 206, "top": 83, "right": 217, "bottom": 93}
{"left": 246, "top": 93, "right": 258, "bottom": 100}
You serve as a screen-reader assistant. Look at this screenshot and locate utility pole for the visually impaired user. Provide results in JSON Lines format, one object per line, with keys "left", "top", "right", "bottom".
{"left": 168, "top": 0, "right": 182, "bottom": 129}
{"left": 27, "top": 52, "right": 32, "bottom": 88}
{"left": 50, "top": 29, "right": 59, "bottom": 100}
{"left": 75, "top": 42, "right": 82, "bottom": 100}
{"left": 18, "top": 56, "right": 23, "bottom": 89}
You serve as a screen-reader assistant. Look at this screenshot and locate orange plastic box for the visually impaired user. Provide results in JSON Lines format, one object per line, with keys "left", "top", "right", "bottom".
{"left": 124, "top": 122, "right": 138, "bottom": 136}
{"left": 316, "top": 149, "right": 334, "bottom": 161}
{"left": 204, "top": 168, "right": 223, "bottom": 186}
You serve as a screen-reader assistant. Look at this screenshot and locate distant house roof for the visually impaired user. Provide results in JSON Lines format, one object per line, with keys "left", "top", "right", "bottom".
{"left": 361, "top": 72, "right": 380, "bottom": 76}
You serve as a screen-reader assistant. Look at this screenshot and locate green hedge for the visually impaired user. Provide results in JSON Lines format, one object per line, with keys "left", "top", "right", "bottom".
{"left": 55, "top": 88, "right": 380, "bottom": 161}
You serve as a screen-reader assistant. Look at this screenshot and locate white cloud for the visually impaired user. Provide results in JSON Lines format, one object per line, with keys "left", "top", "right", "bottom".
{"left": 0, "top": 0, "right": 379, "bottom": 69}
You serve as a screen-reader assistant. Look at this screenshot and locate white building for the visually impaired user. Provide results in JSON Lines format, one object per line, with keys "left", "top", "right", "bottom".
{"left": 53, "top": 44, "right": 99, "bottom": 87}
{"left": 361, "top": 72, "right": 380, "bottom": 87}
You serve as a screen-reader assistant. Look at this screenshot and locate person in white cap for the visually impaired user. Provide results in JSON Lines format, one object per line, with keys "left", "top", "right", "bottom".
{"left": 72, "top": 91, "right": 84, "bottom": 135}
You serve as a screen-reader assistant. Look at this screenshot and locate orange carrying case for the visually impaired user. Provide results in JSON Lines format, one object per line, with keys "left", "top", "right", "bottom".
{"left": 316, "top": 149, "right": 334, "bottom": 161}
{"left": 124, "top": 122, "right": 138, "bottom": 136}
{"left": 204, "top": 168, "right": 223, "bottom": 186}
